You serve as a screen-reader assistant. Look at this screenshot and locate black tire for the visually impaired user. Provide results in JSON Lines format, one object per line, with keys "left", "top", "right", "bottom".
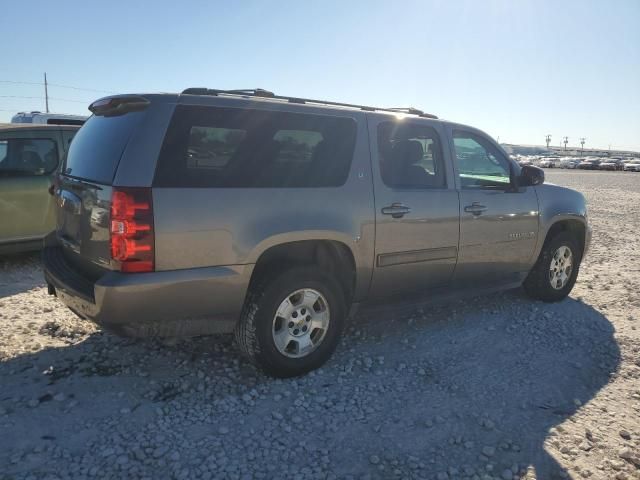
{"left": 523, "top": 231, "right": 582, "bottom": 302}
{"left": 235, "top": 266, "right": 346, "bottom": 378}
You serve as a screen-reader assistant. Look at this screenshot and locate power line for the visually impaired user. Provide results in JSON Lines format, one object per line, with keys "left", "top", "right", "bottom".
{"left": 0, "top": 95, "right": 42, "bottom": 100}
{"left": 0, "top": 80, "right": 41, "bottom": 86}
{"left": 0, "top": 95, "right": 90, "bottom": 104}
{"left": 48, "top": 82, "right": 115, "bottom": 94}
{"left": 0, "top": 79, "right": 115, "bottom": 94}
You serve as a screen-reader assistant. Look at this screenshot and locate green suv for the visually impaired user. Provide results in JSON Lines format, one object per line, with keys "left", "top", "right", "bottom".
{"left": 0, "top": 123, "right": 79, "bottom": 254}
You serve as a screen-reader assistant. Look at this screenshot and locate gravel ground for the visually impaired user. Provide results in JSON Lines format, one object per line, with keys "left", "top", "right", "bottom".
{"left": 1, "top": 170, "right": 638, "bottom": 480}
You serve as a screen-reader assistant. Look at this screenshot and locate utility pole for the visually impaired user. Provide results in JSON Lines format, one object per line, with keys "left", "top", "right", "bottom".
{"left": 580, "top": 137, "right": 586, "bottom": 156}
{"left": 545, "top": 134, "right": 552, "bottom": 149}
{"left": 563, "top": 136, "right": 568, "bottom": 151}
{"left": 44, "top": 72, "right": 49, "bottom": 113}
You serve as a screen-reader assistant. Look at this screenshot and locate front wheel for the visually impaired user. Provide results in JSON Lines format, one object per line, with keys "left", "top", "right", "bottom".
{"left": 235, "top": 267, "right": 346, "bottom": 377}
{"left": 524, "top": 231, "right": 582, "bottom": 302}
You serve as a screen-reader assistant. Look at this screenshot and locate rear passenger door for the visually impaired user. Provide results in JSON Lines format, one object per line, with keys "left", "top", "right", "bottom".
{"left": 369, "top": 117, "right": 460, "bottom": 298}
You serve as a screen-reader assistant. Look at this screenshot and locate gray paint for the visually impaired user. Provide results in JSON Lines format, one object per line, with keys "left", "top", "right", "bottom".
{"left": 44, "top": 92, "right": 590, "bottom": 336}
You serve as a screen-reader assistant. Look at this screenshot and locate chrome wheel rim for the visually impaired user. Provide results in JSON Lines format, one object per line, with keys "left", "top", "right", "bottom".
{"left": 549, "top": 245, "right": 573, "bottom": 290}
{"left": 272, "top": 288, "right": 330, "bottom": 358}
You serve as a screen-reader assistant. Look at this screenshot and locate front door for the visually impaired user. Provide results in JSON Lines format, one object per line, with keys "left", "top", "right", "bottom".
{"left": 369, "top": 118, "right": 460, "bottom": 298}
{"left": 450, "top": 129, "right": 539, "bottom": 284}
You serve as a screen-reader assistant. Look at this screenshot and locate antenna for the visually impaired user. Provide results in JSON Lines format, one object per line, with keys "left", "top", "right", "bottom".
{"left": 545, "top": 134, "right": 552, "bottom": 149}
{"left": 44, "top": 72, "right": 49, "bottom": 113}
{"left": 579, "top": 137, "right": 586, "bottom": 156}
{"left": 563, "top": 136, "right": 569, "bottom": 151}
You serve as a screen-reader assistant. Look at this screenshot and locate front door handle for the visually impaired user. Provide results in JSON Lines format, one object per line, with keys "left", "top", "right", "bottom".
{"left": 464, "top": 202, "right": 487, "bottom": 216}
{"left": 381, "top": 203, "right": 411, "bottom": 218}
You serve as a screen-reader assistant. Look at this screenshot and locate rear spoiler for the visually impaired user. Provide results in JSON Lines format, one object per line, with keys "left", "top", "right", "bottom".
{"left": 89, "top": 95, "right": 149, "bottom": 117}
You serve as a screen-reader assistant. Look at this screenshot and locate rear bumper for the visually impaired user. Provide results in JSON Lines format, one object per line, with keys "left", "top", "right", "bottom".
{"left": 43, "top": 246, "right": 253, "bottom": 337}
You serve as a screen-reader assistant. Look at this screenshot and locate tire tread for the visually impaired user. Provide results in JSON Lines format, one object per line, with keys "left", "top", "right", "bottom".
{"left": 524, "top": 231, "right": 581, "bottom": 302}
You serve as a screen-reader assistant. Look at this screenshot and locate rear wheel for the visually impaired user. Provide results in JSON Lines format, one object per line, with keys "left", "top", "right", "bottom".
{"left": 524, "top": 231, "right": 581, "bottom": 302}
{"left": 235, "top": 267, "right": 346, "bottom": 377}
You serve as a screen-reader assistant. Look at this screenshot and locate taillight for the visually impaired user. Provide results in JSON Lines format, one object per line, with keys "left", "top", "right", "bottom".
{"left": 110, "top": 187, "right": 154, "bottom": 273}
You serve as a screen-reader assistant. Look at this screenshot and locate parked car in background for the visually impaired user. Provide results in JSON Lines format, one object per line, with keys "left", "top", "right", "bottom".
{"left": 623, "top": 160, "right": 640, "bottom": 172}
{"left": 11, "top": 111, "right": 87, "bottom": 126}
{"left": 559, "top": 158, "right": 579, "bottom": 169}
{"left": 0, "top": 124, "right": 80, "bottom": 254}
{"left": 539, "top": 158, "right": 556, "bottom": 168}
{"left": 43, "top": 89, "right": 591, "bottom": 377}
{"left": 599, "top": 159, "right": 624, "bottom": 171}
{"left": 578, "top": 159, "right": 601, "bottom": 170}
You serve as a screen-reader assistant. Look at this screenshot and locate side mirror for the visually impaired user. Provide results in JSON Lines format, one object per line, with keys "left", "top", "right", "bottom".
{"left": 518, "top": 165, "right": 544, "bottom": 187}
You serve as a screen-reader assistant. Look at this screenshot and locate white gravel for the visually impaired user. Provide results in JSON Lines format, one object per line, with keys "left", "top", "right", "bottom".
{"left": 1, "top": 170, "right": 639, "bottom": 480}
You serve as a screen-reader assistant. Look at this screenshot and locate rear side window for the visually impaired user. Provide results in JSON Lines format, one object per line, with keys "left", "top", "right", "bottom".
{"left": 377, "top": 121, "right": 446, "bottom": 189}
{"left": 0, "top": 138, "right": 58, "bottom": 176}
{"left": 154, "top": 106, "right": 357, "bottom": 188}
{"left": 187, "top": 126, "right": 246, "bottom": 169}
{"left": 63, "top": 111, "right": 145, "bottom": 184}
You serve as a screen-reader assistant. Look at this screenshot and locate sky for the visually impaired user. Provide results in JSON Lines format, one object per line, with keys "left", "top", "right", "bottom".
{"left": 2, "top": 0, "right": 639, "bottom": 151}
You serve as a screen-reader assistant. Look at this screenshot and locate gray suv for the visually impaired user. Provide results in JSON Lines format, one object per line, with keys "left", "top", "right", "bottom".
{"left": 43, "top": 88, "right": 591, "bottom": 377}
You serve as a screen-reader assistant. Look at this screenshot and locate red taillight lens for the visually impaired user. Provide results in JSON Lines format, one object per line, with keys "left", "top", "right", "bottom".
{"left": 110, "top": 187, "right": 154, "bottom": 273}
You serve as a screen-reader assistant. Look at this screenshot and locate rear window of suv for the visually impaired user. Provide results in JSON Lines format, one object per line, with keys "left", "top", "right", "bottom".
{"left": 63, "top": 111, "right": 145, "bottom": 184}
{"left": 154, "top": 106, "right": 357, "bottom": 188}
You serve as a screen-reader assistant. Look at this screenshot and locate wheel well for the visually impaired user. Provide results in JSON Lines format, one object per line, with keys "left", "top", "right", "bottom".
{"left": 249, "top": 240, "right": 356, "bottom": 304}
{"left": 545, "top": 219, "right": 586, "bottom": 256}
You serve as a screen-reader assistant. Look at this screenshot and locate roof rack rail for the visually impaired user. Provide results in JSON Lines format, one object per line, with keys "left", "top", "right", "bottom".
{"left": 388, "top": 107, "right": 424, "bottom": 115}
{"left": 181, "top": 87, "right": 275, "bottom": 98}
{"left": 180, "top": 88, "right": 438, "bottom": 119}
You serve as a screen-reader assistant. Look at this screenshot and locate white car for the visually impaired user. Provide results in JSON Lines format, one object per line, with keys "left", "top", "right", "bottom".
{"left": 623, "top": 161, "right": 640, "bottom": 172}
{"left": 11, "top": 111, "right": 87, "bottom": 126}
{"left": 539, "top": 159, "right": 556, "bottom": 168}
{"left": 559, "top": 159, "right": 578, "bottom": 169}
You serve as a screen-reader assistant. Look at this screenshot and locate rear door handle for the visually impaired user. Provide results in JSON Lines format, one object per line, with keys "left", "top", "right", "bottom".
{"left": 381, "top": 203, "right": 411, "bottom": 218}
{"left": 464, "top": 202, "right": 487, "bottom": 216}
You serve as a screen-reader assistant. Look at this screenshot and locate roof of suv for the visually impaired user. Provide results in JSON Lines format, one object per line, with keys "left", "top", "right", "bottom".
{"left": 178, "top": 88, "right": 440, "bottom": 120}
{"left": 94, "top": 89, "right": 442, "bottom": 122}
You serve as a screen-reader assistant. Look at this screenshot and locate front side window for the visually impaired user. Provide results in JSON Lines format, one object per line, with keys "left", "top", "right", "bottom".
{"left": 377, "top": 122, "right": 446, "bottom": 189}
{"left": 155, "top": 106, "right": 357, "bottom": 188}
{"left": 0, "top": 138, "right": 58, "bottom": 176}
{"left": 453, "top": 132, "right": 511, "bottom": 189}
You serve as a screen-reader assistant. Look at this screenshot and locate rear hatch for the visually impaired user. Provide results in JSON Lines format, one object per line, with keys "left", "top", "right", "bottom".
{"left": 55, "top": 96, "right": 149, "bottom": 278}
